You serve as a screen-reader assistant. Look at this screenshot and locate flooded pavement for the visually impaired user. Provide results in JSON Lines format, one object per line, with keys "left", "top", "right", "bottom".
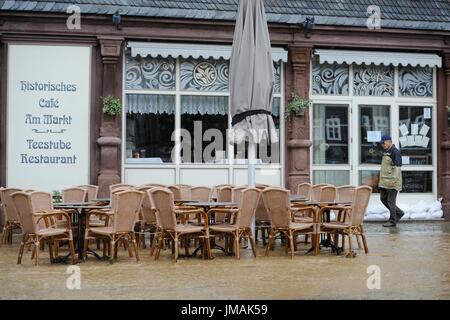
{"left": 0, "top": 222, "right": 449, "bottom": 300}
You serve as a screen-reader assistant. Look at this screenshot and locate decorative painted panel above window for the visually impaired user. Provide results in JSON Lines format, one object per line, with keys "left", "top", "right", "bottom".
{"left": 273, "top": 62, "right": 281, "bottom": 94}
{"left": 353, "top": 65, "right": 394, "bottom": 96}
{"left": 125, "top": 55, "right": 176, "bottom": 90}
{"left": 399, "top": 66, "right": 433, "bottom": 97}
{"left": 180, "top": 58, "right": 229, "bottom": 92}
{"left": 312, "top": 61, "right": 349, "bottom": 95}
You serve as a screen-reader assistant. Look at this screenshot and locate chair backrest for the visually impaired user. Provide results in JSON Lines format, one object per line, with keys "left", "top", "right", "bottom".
{"left": 1, "top": 188, "right": 21, "bottom": 221}
{"left": 296, "top": 183, "right": 312, "bottom": 200}
{"left": 149, "top": 187, "right": 177, "bottom": 230}
{"left": 236, "top": 188, "right": 260, "bottom": 228}
{"left": 77, "top": 185, "right": 99, "bottom": 201}
{"left": 350, "top": 186, "right": 372, "bottom": 226}
{"left": 261, "top": 188, "right": 291, "bottom": 228}
{"left": 135, "top": 186, "right": 157, "bottom": 223}
{"left": 11, "top": 191, "right": 51, "bottom": 233}
{"left": 137, "top": 183, "right": 166, "bottom": 189}
{"left": 109, "top": 184, "right": 134, "bottom": 197}
{"left": 168, "top": 185, "right": 182, "bottom": 201}
{"left": 318, "top": 186, "right": 336, "bottom": 202}
{"left": 175, "top": 185, "right": 191, "bottom": 199}
{"left": 254, "top": 185, "right": 270, "bottom": 222}
{"left": 112, "top": 190, "right": 144, "bottom": 233}
{"left": 210, "top": 184, "right": 233, "bottom": 199}
{"left": 336, "top": 185, "right": 356, "bottom": 203}
{"left": 231, "top": 186, "right": 247, "bottom": 208}
{"left": 62, "top": 187, "right": 88, "bottom": 203}
{"left": 310, "top": 183, "right": 330, "bottom": 201}
{"left": 217, "top": 186, "right": 233, "bottom": 202}
{"left": 190, "top": 186, "right": 211, "bottom": 202}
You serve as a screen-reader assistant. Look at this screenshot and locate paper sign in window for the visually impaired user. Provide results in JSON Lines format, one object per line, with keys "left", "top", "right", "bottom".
{"left": 402, "top": 156, "right": 410, "bottom": 165}
{"left": 411, "top": 124, "right": 419, "bottom": 135}
{"left": 407, "top": 135, "right": 415, "bottom": 146}
{"left": 419, "top": 124, "right": 430, "bottom": 137}
{"left": 367, "top": 131, "right": 381, "bottom": 142}
{"left": 399, "top": 136, "right": 408, "bottom": 148}
{"left": 399, "top": 124, "right": 409, "bottom": 136}
{"left": 423, "top": 108, "right": 431, "bottom": 119}
{"left": 420, "top": 136, "right": 430, "bottom": 148}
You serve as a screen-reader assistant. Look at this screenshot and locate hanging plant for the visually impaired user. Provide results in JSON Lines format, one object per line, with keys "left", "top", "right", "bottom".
{"left": 285, "top": 93, "right": 310, "bottom": 120}
{"left": 102, "top": 96, "right": 122, "bottom": 116}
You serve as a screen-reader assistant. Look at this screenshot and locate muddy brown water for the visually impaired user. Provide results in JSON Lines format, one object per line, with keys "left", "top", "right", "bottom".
{"left": 0, "top": 222, "right": 449, "bottom": 299}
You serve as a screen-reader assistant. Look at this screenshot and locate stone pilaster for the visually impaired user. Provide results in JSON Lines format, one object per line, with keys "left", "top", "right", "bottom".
{"left": 285, "top": 46, "right": 312, "bottom": 191}
{"left": 96, "top": 37, "right": 124, "bottom": 197}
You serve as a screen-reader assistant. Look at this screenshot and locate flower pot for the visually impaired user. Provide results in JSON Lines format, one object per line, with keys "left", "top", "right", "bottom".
{"left": 295, "top": 108, "right": 305, "bottom": 116}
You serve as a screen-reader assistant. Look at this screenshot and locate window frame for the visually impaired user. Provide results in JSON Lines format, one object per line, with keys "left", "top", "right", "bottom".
{"left": 122, "top": 52, "right": 285, "bottom": 185}
{"left": 310, "top": 60, "right": 437, "bottom": 196}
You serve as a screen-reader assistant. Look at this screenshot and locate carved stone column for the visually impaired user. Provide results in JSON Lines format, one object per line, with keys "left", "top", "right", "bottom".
{"left": 97, "top": 37, "right": 124, "bottom": 197}
{"left": 285, "top": 46, "right": 312, "bottom": 190}
{"left": 439, "top": 50, "right": 450, "bottom": 220}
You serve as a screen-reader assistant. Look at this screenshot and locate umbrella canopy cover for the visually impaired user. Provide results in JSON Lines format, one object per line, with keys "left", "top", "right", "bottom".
{"left": 229, "top": 0, "right": 279, "bottom": 145}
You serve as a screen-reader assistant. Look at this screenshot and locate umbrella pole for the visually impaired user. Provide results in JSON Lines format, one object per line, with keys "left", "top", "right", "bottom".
{"left": 248, "top": 141, "right": 256, "bottom": 239}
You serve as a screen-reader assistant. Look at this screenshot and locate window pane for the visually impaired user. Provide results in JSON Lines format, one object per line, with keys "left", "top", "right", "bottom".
{"left": 313, "top": 104, "right": 349, "bottom": 164}
{"left": 125, "top": 94, "right": 175, "bottom": 163}
{"left": 233, "top": 97, "right": 280, "bottom": 164}
{"left": 402, "top": 171, "right": 432, "bottom": 193}
{"left": 180, "top": 58, "right": 229, "bottom": 92}
{"left": 359, "top": 170, "right": 380, "bottom": 193}
{"left": 312, "top": 60, "right": 349, "bottom": 95}
{"left": 353, "top": 64, "right": 394, "bottom": 96}
{"left": 399, "top": 66, "right": 433, "bottom": 97}
{"left": 360, "top": 105, "right": 390, "bottom": 164}
{"left": 180, "top": 96, "right": 228, "bottom": 163}
{"left": 313, "top": 170, "right": 349, "bottom": 186}
{"left": 399, "top": 106, "right": 432, "bottom": 165}
{"left": 125, "top": 54, "right": 176, "bottom": 90}
{"left": 274, "top": 62, "right": 281, "bottom": 94}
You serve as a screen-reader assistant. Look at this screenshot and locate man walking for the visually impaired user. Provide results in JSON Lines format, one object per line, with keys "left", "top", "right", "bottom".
{"left": 379, "top": 135, "right": 405, "bottom": 227}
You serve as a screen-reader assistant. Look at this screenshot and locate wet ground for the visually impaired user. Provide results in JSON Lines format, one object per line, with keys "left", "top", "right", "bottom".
{"left": 0, "top": 222, "right": 449, "bottom": 299}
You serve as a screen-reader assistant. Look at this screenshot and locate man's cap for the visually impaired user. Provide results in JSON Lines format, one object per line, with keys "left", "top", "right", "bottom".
{"left": 380, "top": 135, "right": 392, "bottom": 143}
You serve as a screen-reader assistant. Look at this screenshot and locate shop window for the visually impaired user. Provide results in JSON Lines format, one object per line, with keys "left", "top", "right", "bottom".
{"left": 359, "top": 170, "right": 380, "bottom": 193}
{"left": 401, "top": 171, "right": 433, "bottom": 193}
{"left": 399, "top": 106, "right": 432, "bottom": 165}
{"left": 312, "top": 60, "right": 349, "bottom": 95}
{"left": 353, "top": 64, "right": 394, "bottom": 96}
{"left": 233, "top": 97, "right": 281, "bottom": 164}
{"left": 313, "top": 170, "right": 350, "bottom": 186}
{"left": 313, "top": 104, "right": 349, "bottom": 164}
{"left": 360, "top": 105, "right": 390, "bottom": 164}
{"left": 180, "top": 96, "right": 228, "bottom": 163}
{"left": 399, "top": 66, "right": 433, "bottom": 97}
{"left": 125, "top": 55, "right": 176, "bottom": 90}
{"left": 125, "top": 94, "right": 175, "bottom": 163}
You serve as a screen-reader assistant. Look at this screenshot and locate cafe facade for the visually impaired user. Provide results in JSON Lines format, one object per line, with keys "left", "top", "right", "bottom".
{"left": 0, "top": 0, "right": 449, "bottom": 219}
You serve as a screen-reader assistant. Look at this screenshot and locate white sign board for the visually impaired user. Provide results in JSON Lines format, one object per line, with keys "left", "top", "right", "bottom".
{"left": 7, "top": 44, "right": 91, "bottom": 192}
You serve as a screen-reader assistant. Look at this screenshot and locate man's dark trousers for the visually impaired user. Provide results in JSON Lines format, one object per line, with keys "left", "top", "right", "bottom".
{"left": 380, "top": 188, "right": 405, "bottom": 224}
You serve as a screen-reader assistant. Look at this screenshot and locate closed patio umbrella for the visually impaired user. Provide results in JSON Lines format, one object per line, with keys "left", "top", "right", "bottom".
{"left": 229, "top": 0, "right": 279, "bottom": 188}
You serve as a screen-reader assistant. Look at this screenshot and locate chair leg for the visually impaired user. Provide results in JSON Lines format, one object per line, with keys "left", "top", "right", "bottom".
{"left": 174, "top": 233, "right": 179, "bottom": 262}
{"left": 265, "top": 229, "right": 275, "bottom": 256}
{"left": 48, "top": 240, "right": 54, "bottom": 262}
{"left": 131, "top": 233, "right": 140, "bottom": 262}
{"left": 69, "top": 239, "right": 76, "bottom": 264}
{"left": 234, "top": 231, "right": 240, "bottom": 260}
{"left": 248, "top": 229, "right": 257, "bottom": 258}
{"left": 347, "top": 232, "right": 354, "bottom": 258}
{"left": 304, "top": 234, "right": 309, "bottom": 244}
{"left": 124, "top": 239, "right": 134, "bottom": 258}
{"left": 205, "top": 232, "right": 212, "bottom": 260}
{"left": 17, "top": 234, "right": 27, "bottom": 265}
{"left": 83, "top": 236, "right": 89, "bottom": 259}
{"left": 35, "top": 238, "right": 40, "bottom": 266}
{"left": 360, "top": 226, "right": 369, "bottom": 254}
{"left": 289, "top": 230, "right": 295, "bottom": 259}
{"left": 356, "top": 235, "right": 363, "bottom": 249}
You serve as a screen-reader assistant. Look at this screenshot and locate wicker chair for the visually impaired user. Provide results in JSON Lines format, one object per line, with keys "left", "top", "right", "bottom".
{"left": 0, "top": 188, "right": 22, "bottom": 246}
{"left": 77, "top": 185, "right": 99, "bottom": 201}
{"left": 109, "top": 184, "right": 134, "bottom": 196}
{"left": 149, "top": 187, "right": 211, "bottom": 262}
{"left": 11, "top": 191, "right": 76, "bottom": 265}
{"left": 213, "top": 186, "right": 233, "bottom": 224}
{"left": 318, "top": 186, "right": 372, "bottom": 258}
{"left": 262, "top": 188, "right": 315, "bottom": 258}
{"left": 190, "top": 186, "right": 212, "bottom": 201}
{"left": 296, "top": 182, "right": 312, "bottom": 200}
{"left": 84, "top": 190, "right": 144, "bottom": 263}
{"left": 209, "top": 188, "right": 261, "bottom": 259}
{"left": 255, "top": 184, "right": 271, "bottom": 244}
{"left": 135, "top": 185, "right": 158, "bottom": 248}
